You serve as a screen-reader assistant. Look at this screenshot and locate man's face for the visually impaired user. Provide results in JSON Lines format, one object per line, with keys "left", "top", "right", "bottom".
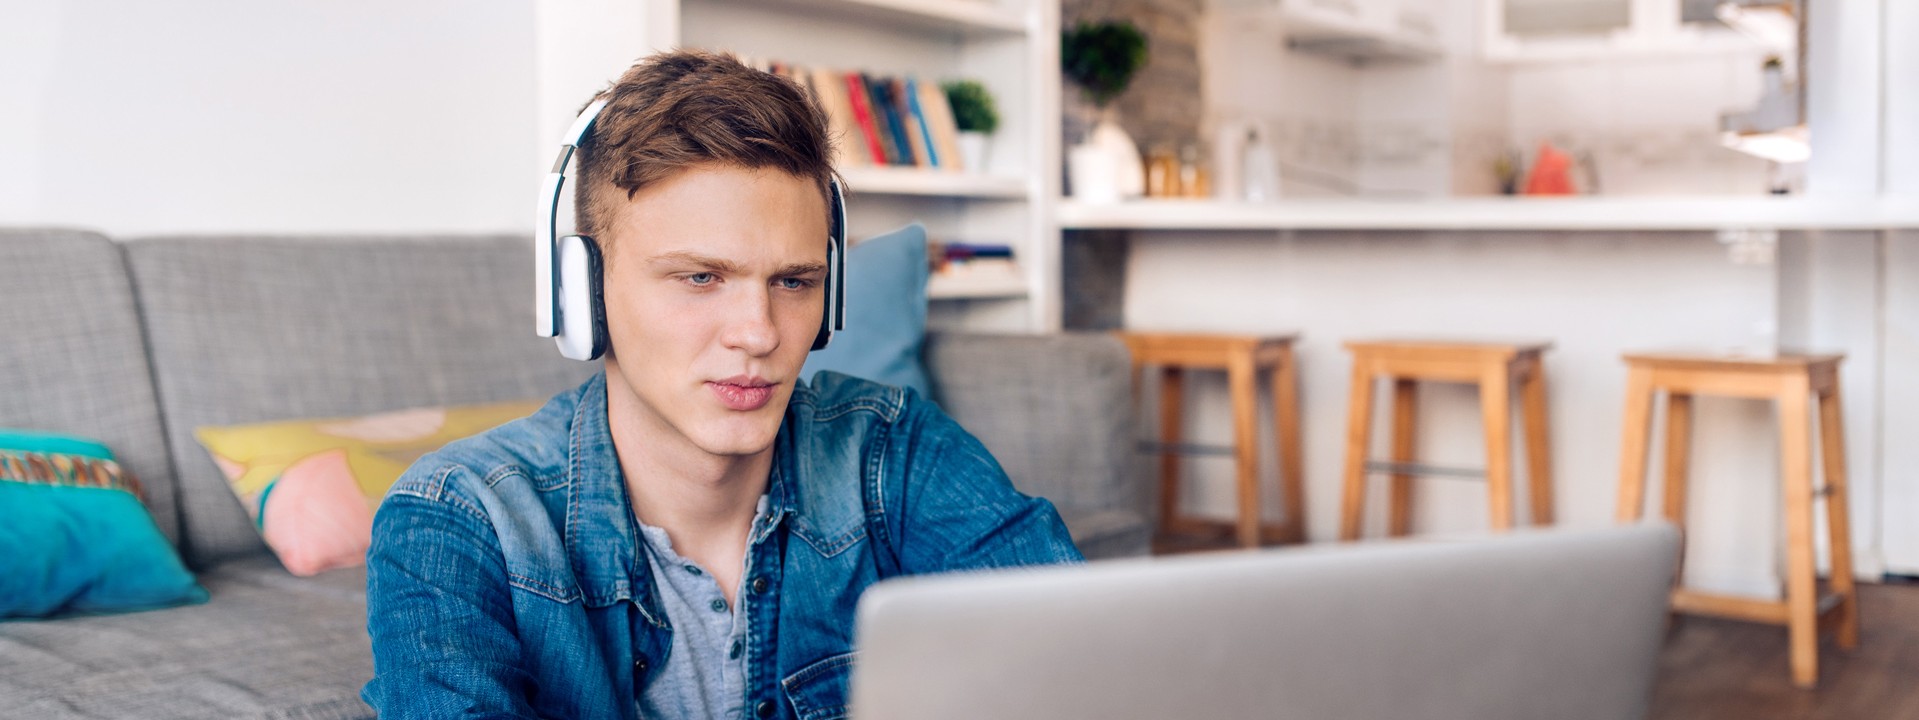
{"left": 599, "top": 164, "right": 829, "bottom": 459}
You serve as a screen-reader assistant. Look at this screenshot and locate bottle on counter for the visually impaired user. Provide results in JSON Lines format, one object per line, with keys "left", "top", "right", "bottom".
{"left": 1147, "top": 145, "right": 1182, "bottom": 198}
{"left": 1241, "top": 126, "right": 1280, "bottom": 203}
{"left": 1179, "top": 143, "right": 1209, "bottom": 198}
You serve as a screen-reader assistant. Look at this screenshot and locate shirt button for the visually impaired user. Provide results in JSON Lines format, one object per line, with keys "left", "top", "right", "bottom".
{"left": 683, "top": 564, "right": 703, "bottom": 576}
{"left": 728, "top": 639, "right": 743, "bottom": 659}
{"left": 710, "top": 598, "right": 727, "bottom": 613}
{"left": 633, "top": 655, "right": 649, "bottom": 674}
{"left": 751, "top": 577, "right": 769, "bottom": 594}
{"left": 755, "top": 700, "right": 775, "bottom": 718}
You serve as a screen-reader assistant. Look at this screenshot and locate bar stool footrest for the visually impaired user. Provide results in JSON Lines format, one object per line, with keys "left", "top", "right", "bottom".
{"left": 1670, "top": 588, "right": 1850, "bottom": 626}
{"left": 1136, "top": 441, "right": 1237, "bottom": 457}
{"left": 1362, "top": 461, "right": 1486, "bottom": 480}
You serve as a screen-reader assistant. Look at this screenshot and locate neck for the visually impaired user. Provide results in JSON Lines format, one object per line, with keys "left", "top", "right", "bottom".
{"left": 602, "top": 362, "right": 770, "bottom": 552}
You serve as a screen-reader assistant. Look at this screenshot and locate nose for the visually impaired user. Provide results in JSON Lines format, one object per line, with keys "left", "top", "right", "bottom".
{"left": 718, "top": 284, "right": 779, "bottom": 357}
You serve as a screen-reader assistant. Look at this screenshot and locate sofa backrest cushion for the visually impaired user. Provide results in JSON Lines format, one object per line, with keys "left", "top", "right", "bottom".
{"left": 125, "top": 235, "right": 596, "bottom": 568}
{"left": 922, "top": 332, "right": 1137, "bottom": 514}
{"left": 0, "top": 229, "right": 183, "bottom": 546}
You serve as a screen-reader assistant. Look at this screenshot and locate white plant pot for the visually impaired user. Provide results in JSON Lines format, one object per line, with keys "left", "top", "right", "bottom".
{"left": 958, "top": 132, "right": 991, "bottom": 173}
{"left": 1088, "top": 117, "right": 1145, "bottom": 198}
{"left": 1067, "top": 143, "right": 1121, "bottom": 204}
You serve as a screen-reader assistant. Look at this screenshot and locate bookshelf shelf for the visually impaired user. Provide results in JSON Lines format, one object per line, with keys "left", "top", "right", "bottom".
{"left": 840, "top": 167, "right": 1029, "bottom": 199}
{"left": 927, "top": 273, "right": 1029, "bottom": 300}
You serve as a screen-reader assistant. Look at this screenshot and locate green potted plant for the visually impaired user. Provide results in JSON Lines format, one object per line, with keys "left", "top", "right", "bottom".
{"left": 942, "top": 79, "right": 998, "bottom": 173}
{"left": 1061, "top": 19, "right": 1150, "bottom": 201}
{"left": 1062, "top": 20, "right": 1148, "bottom": 110}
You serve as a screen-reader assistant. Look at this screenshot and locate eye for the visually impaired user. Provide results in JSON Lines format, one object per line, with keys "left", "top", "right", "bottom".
{"left": 684, "top": 272, "right": 718, "bottom": 286}
{"left": 776, "top": 277, "right": 816, "bottom": 291}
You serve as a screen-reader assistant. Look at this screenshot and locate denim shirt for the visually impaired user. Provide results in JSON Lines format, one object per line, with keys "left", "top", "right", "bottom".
{"left": 362, "top": 370, "right": 1083, "bottom": 720}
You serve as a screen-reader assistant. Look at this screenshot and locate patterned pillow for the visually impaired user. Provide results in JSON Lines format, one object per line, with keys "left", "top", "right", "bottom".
{"left": 194, "top": 401, "right": 542, "bottom": 576}
{"left": 0, "top": 429, "right": 208, "bottom": 618}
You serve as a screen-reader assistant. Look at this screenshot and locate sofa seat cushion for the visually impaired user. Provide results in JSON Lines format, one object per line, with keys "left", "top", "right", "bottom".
{"left": 0, "top": 556, "right": 373, "bottom": 720}
{"left": 1057, "top": 507, "right": 1151, "bottom": 561}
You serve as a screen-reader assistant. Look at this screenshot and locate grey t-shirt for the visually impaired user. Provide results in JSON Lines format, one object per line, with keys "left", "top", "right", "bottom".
{"left": 635, "top": 495, "right": 769, "bottom": 720}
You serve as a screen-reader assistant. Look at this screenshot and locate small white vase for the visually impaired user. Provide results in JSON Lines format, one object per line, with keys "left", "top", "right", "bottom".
{"left": 958, "top": 132, "right": 990, "bottom": 173}
{"left": 1087, "top": 115, "right": 1145, "bottom": 199}
{"left": 1067, "top": 143, "right": 1121, "bottom": 203}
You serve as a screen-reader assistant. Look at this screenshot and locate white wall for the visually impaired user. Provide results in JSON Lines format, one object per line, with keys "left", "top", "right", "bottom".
{"left": 0, "top": 0, "right": 537, "bottom": 237}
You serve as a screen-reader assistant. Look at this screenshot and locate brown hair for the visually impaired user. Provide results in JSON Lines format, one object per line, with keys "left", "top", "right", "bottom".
{"left": 574, "top": 49, "right": 839, "bottom": 246}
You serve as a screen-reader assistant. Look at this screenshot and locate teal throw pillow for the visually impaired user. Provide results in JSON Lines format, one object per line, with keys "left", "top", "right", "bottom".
{"left": 0, "top": 428, "right": 208, "bottom": 618}
{"left": 801, "top": 222, "right": 931, "bottom": 397}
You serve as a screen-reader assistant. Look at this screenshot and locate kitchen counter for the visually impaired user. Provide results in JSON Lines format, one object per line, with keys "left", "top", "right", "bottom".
{"left": 1059, "top": 196, "right": 1919, "bottom": 232}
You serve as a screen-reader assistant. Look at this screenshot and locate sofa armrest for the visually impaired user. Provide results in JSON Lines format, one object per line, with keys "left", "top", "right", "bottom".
{"left": 922, "top": 331, "right": 1141, "bottom": 517}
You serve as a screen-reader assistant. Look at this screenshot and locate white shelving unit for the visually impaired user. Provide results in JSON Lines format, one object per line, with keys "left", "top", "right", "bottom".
{"left": 1056, "top": 197, "right": 1919, "bottom": 231}
{"left": 536, "top": 0, "right": 1063, "bottom": 333}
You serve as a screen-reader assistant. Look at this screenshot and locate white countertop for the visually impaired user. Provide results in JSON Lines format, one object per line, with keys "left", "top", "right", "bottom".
{"left": 1057, "top": 196, "right": 1919, "bottom": 232}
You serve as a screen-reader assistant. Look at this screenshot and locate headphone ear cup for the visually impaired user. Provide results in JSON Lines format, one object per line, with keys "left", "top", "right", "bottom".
{"left": 582, "top": 238, "right": 609, "bottom": 360}
{"left": 557, "top": 235, "right": 609, "bottom": 361}
{"left": 813, "top": 180, "right": 847, "bottom": 351}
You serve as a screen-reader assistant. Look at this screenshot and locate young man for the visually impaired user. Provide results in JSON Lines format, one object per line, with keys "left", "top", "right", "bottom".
{"left": 361, "top": 50, "right": 1082, "bottom": 719}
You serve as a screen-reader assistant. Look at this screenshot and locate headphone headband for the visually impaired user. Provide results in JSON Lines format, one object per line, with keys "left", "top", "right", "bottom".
{"left": 535, "top": 98, "right": 610, "bottom": 339}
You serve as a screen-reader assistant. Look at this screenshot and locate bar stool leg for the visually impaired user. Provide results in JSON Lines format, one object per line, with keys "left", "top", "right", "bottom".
{"left": 1388, "top": 379, "right": 1418, "bottom": 537}
{"left": 1617, "top": 367, "right": 1657, "bottom": 522}
{"left": 1158, "top": 366, "right": 1185, "bottom": 535}
{"left": 1480, "top": 364, "right": 1516, "bottom": 532}
{"left": 1819, "top": 371, "right": 1861, "bottom": 649}
{"left": 1228, "top": 354, "right": 1262, "bottom": 548}
{"left": 1779, "top": 376, "right": 1820, "bottom": 688}
{"left": 1273, "top": 347, "right": 1306, "bottom": 543}
{"left": 1520, "top": 358, "right": 1555, "bottom": 526}
{"left": 1662, "top": 393, "right": 1695, "bottom": 581}
{"left": 1341, "top": 362, "right": 1377, "bottom": 541}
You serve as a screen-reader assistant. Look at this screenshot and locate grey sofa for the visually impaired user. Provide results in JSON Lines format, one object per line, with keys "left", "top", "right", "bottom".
{"left": 0, "top": 229, "right": 1148, "bottom": 719}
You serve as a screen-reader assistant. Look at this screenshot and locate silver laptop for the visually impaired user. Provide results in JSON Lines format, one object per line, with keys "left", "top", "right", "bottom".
{"left": 852, "top": 523, "right": 1678, "bottom": 720}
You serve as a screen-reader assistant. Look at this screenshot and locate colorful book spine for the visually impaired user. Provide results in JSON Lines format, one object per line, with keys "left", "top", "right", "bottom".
{"left": 904, "top": 78, "right": 941, "bottom": 169}
{"left": 843, "top": 73, "right": 889, "bottom": 165}
{"left": 867, "top": 74, "right": 910, "bottom": 166}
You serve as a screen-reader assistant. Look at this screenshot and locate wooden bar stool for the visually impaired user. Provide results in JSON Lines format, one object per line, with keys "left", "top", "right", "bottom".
{"left": 1339, "top": 340, "right": 1554, "bottom": 540}
{"left": 1118, "top": 332, "right": 1305, "bottom": 549}
{"left": 1616, "top": 351, "right": 1859, "bottom": 688}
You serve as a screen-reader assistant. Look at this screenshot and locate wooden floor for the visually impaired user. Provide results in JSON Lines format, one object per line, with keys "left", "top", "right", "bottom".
{"left": 1153, "top": 535, "right": 1919, "bottom": 718}
{"left": 1649, "top": 580, "right": 1919, "bottom": 720}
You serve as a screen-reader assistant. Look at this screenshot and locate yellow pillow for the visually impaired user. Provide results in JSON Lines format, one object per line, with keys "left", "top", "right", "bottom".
{"left": 195, "top": 401, "right": 542, "bottom": 576}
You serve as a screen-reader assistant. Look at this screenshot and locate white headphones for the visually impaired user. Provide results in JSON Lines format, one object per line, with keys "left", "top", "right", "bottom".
{"left": 536, "top": 97, "right": 848, "bottom": 361}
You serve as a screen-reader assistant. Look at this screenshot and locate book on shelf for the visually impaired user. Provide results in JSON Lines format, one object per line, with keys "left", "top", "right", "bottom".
{"left": 892, "top": 76, "right": 933, "bottom": 169}
{"left": 866, "top": 74, "right": 908, "bottom": 166}
{"left": 932, "top": 242, "right": 1018, "bottom": 278}
{"left": 737, "top": 56, "right": 972, "bottom": 174}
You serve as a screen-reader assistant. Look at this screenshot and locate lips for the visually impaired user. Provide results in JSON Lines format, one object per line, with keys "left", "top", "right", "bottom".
{"left": 708, "top": 376, "right": 776, "bottom": 411}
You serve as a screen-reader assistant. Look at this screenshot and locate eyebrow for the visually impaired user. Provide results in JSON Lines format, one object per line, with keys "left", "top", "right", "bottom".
{"left": 647, "top": 251, "right": 827, "bottom": 276}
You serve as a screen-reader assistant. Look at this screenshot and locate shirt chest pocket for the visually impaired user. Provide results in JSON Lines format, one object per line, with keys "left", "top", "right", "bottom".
{"left": 780, "top": 652, "right": 855, "bottom": 720}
